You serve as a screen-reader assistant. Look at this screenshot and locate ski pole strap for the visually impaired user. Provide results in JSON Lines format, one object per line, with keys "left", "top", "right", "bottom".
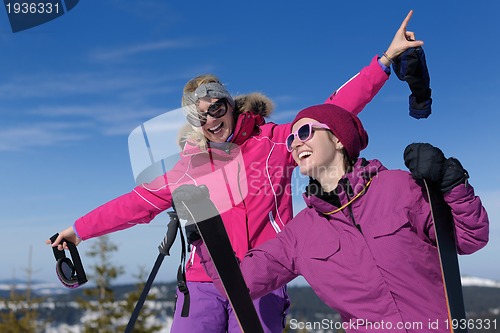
{"left": 177, "top": 222, "right": 190, "bottom": 317}
{"left": 177, "top": 266, "right": 190, "bottom": 317}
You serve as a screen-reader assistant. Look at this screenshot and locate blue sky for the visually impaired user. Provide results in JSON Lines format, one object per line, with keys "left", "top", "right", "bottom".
{"left": 0, "top": 1, "right": 498, "bottom": 286}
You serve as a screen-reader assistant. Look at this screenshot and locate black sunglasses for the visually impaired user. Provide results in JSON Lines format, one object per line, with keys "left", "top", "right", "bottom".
{"left": 186, "top": 98, "right": 229, "bottom": 127}
{"left": 49, "top": 233, "right": 87, "bottom": 288}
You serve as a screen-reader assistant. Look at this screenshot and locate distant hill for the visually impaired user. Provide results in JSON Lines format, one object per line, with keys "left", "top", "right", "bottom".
{"left": 285, "top": 278, "right": 500, "bottom": 333}
{"left": 1, "top": 277, "right": 499, "bottom": 332}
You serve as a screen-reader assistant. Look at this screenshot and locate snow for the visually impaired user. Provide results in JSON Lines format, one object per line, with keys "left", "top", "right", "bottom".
{"left": 461, "top": 276, "right": 500, "bottom": 288}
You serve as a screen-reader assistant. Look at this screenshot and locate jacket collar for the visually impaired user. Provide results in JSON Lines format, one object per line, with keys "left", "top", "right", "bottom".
{"left": 303, "top": 158, "right": 387, "bottom": 214}
{"left": 231, "top": 112, "right": 263, "bottom": 146}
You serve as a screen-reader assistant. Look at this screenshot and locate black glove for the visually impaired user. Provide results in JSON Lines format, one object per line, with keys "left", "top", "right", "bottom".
{"left": 441, "top": 157, "right": 469, "bottom": 193}
{"left": 172, "top": 184, "right": 210, "bottom": 243}
{"left": 172, "top": 184, "right": 210, "bottom": 219}
{"left": 404, "top": 143, "right": 468, "bottom": 193}
{"left": 404, "top": 143, "right": 445, "bottom": 183}
{"left": 392, "top": 47, "right": 432, "bottom": 119}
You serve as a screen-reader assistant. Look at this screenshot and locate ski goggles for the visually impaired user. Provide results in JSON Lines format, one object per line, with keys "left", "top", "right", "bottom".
{"left": 49, "top": 233, "right": 88, "bottom": 288}
{"left": 186, "top": 98, "right": 229, "bottom": 127}
{"left": 286, "top": 122, "right": 330, "bottom": 152}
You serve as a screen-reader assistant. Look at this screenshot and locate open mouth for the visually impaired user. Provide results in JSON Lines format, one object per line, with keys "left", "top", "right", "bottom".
{"left": 208, "top": 123, "right": 224, "bottom": 134}
{"left": 298, "top": 151, "right": 312, "bottom": 160}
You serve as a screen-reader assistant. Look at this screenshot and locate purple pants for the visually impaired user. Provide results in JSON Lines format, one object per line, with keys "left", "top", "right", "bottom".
{"left": 170, "top": 281, "right": 289, "bottom": 333}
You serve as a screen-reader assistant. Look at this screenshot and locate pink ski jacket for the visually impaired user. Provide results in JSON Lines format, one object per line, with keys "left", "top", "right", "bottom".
{"left": 199, "top": 159, "right": 489, "bottom": 332}
{"left": 74, "top": 56, "right": 389, "bottom": 282}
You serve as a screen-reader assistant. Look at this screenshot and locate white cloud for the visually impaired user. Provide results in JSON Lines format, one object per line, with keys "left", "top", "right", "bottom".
{"left": 0, "top": 65, "right": 218, "bottom": 151}
{"left": 0, "top": 71, "right": 178, "bottom": 100}
{"left": 269, "top": 108, "right": 301, "bottom": 122}
{"left": 33, "top": 104, "right": 172, "bottom": 134}
{"left": 89, "top": 39, "right": 199, "bottom": 62}
{"left": 0, "top": 122, "right": 89, "bottom": 152}
{"left": 0, "top": 103, "right": 189, "bottom": 151}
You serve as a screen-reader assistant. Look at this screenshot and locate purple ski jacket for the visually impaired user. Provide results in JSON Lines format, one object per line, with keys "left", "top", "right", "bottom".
{"left": 198, "top": 159, "right": 489, "bottom": 333}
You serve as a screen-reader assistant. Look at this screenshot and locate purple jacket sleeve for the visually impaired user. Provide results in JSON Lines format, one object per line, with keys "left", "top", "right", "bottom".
{"left": 410, "top": 180, "right": 489, "bottom": 255}
{"left": 325, "top": 55, "right": 389, "bottom": 115}
{"left": 443, "top": 184, "right": 489, "bottom": 255}
{"left": 196, "top": 228, "right": 299, "bottom": 300}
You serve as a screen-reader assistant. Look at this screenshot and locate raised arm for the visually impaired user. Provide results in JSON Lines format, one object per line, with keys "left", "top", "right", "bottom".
{"left": 326, "top": 10, "right": 424, "bottom": 115}
{"left": 379, "top": 10, "right": 424, "bottom": 67}
{"left": 324, "top": 56, "right": 388, "bottom": 115}
{"left": 47, "top": 154, "right": 197, "bottom": 249}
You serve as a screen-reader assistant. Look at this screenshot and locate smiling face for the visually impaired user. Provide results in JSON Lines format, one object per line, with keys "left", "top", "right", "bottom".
{"left": 290, "top": 117, "right": 346, "bottom": 190}
{"left": 197, "top": 97, "right": 235, "bottom": 143}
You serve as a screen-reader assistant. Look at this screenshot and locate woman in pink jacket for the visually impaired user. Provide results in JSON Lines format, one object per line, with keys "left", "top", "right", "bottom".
{"left": 197, "top": 103, "right": 489, "bottom": 333}
{"left": 49, "top": 11, "right": 424, "bottom": 333}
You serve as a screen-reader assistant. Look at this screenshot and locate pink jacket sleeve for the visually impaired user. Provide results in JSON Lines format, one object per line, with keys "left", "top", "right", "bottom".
{"left": 74, "top": 157, "right": 192, "bottom": 240}
{"left": 325, "top": 56, "right": 389, "bottom": 115}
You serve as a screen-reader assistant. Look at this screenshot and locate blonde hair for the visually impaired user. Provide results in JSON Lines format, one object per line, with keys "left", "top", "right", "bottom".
{"left": 179, "top": 74, "right": 224, "bottom": 152}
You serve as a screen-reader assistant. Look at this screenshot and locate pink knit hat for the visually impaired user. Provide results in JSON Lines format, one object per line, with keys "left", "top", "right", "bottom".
{"left": 291, "top": 104, "right": 368, "bottom": 159}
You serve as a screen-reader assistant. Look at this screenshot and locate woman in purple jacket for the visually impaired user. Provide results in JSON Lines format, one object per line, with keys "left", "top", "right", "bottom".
{"left": 197, "top": 103, "right": 489, "bottom": 333}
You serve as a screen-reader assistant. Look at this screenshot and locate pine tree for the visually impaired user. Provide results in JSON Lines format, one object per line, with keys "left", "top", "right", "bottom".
{"left": 0, "top": 247, "right": 46, "bottom": 333}
{"left": 116, "top": 266, "right": 163, "bottom": 332}
{"left": 0, "top": 284, "right": 39, "bottom": 333}
{"left": 77, "top": 235, "right": 124, "bottom": 333}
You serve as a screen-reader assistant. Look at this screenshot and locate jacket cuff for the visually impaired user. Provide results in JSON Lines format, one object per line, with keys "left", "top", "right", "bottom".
{"left": 443, "top": 182, "right": 475, "bottom": 204}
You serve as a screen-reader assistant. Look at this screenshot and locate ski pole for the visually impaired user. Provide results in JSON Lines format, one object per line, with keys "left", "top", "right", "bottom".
{"left": 124, "top": 210, "right": 180, "bottom": 333}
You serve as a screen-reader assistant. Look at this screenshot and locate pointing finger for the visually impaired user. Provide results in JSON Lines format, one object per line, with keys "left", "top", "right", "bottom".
{"left": 399, "top": 9, "right": 414, "bottom": 31}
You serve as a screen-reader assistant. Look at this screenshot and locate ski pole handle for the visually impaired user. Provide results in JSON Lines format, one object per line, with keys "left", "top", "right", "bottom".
{"left": 159, "top": 211, "right": 180, "bottom": 256}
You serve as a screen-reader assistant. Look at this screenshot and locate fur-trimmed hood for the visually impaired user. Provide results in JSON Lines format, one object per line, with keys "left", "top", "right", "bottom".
{"left": 177, "top": 93, "right": 274, "bottom": 150}
{"left": 233, "top": 92, "right": 274, "bottom": 118}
